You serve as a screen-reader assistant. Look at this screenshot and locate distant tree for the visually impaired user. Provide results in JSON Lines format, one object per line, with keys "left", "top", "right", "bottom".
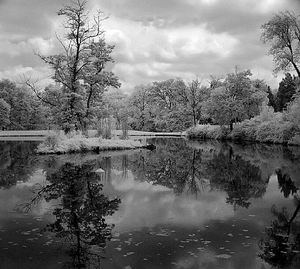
{"left": 261, "top": 11, "right": 300, "bottom": 77}
{"left": 103, "top": 89, "right": 128, "bottom": 129}
{"left": 276, "top": 73, "right": 297, "bottom": 111}
{"left": 267, "top": 86, "right": 276, "bottom": 109}
{"left": 0, "top": 79, "right": 47, "bottom": 130}
{"left": 128, "top": 85, "right": 155, "bottom": 131}
{"left": 0, "top": 98, "right": 10, "bottom": 129}
{"left": 179, "top": 79, "right": 209, "bottom": 126}
{"left": 27, "top": 0, "right": 119, "bottom": 133}
{"left": 204, "top": 70, "right": 267, "bottom": 130}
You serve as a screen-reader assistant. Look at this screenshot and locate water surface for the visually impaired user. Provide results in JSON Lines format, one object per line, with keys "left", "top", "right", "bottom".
{"left": 0, "top": 139, "right": 299, "bottom": 269}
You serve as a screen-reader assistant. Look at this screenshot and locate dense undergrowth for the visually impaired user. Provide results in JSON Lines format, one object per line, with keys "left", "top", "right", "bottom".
{"left": 186, "top": 105, "right": 300, "bottom": 146}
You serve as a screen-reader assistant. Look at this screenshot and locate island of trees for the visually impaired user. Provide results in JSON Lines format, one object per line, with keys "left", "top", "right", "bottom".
{"left": 0, "top": 1, "right": 299, "bottom": 147}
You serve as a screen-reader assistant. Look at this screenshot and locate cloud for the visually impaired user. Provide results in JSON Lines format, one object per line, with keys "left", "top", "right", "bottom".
{"left": 0, "top": 0, "right": 299, "bottom": 92}
{"left": 107, "top": 171, "right": 234, "bottom": 232}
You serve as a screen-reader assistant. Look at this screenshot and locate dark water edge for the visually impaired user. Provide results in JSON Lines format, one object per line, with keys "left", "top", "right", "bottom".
{"left": 0, "top": 138, "right": 299, "bottom": 269}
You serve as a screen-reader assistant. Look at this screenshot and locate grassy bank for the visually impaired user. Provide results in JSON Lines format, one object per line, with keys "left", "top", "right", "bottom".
{"left": 36, "top": 132, "right": 150, "bottom": 154}
{"left": 186, "top": 111, "right": 300, "bottom": 146}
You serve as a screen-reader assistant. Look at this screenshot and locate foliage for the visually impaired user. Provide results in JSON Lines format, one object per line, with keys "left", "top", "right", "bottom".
{"left": 203, "top": 70, "right": 267, "bottom": 130}
{"left": 276, "top": 73, "right": 297, "bottom": 111}
{"left": 32, "top": 0, "right": 120, "bottom": 133}
{"left": 0, "top": 98, "right": 10, "bottom": 129}
{"left": 0, "top": 79, "right": 48, "bottom": 130}
{"left": 187, "top": 101, "right": 300, "bottom": 145}
{"left": 261, "top": 11, "right": 300, "bottom": 76}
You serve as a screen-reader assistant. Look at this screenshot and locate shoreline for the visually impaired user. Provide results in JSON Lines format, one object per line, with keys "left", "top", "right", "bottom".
{"left": 36, "top": 136, "right": 156, "bottom": 155}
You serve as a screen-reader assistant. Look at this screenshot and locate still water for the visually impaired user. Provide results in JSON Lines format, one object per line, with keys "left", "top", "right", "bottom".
{"left": 0, "top": 138, "right": 299, "bottom": 269}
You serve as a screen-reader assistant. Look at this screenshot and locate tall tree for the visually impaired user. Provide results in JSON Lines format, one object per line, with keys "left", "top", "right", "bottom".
{"left": 261, "top": 11, "right": 300, "bottom": 77}
{"left": 29, "top": 0, "right": 119, "bottom": 133}
{"left": 276, "top": 73, "right": 297, "bottom": 111}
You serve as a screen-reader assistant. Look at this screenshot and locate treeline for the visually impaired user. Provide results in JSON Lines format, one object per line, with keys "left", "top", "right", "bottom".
{"left": 125, "top": 70, "right": 268, "bottom": 132}
{"left": 0, "top": 79, "right": 49, "bottom": 130}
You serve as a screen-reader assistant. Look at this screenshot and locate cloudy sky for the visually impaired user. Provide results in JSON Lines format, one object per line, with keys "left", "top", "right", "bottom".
{"left": 0, "top": 0, "right": 299, "bottom": 92}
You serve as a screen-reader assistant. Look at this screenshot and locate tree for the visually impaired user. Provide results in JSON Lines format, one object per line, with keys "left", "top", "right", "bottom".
{"left": 0, "top": 79, "right": 47, "bottom": 130}
{"left": 0, "top": 98, "right": 10, "bottom": 129}
{"left": 261, "top": 11, "right": 300, "bottom": 77}
{"left": 267, "top": 86, "right": 276, "bottom": 110}
{"left": 203, "top": 69, "right": 267, "bottom": 130}
{"left": 179, "top": 79, "right": 209, "bottom": 126}
{"left": 30, "top": 0, "right": 119, "bottom": 133}
{"left": 276, "top": 73, "right": 297, "bottom": 111}
{"left": 103, "top": 89, "right": 128, "bottom": 129}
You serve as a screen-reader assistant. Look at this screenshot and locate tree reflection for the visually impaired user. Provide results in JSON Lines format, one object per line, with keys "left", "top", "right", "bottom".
{"left": 0, "top": 142, "right": 38, "bottom": 188}
{"left": 276, "top": 169, "right": 299, "bottom": 198}
{"left": 25, "top": 161, "right": 120, "bottom": 268}
{"left": 207, "top": 147, "right": 266, "bottom": 208}
{"left": 129, "top": 138, "right": 208, "bottom": 196}
{"left": 259, "top": 196, "right": 300, "bottom": 268}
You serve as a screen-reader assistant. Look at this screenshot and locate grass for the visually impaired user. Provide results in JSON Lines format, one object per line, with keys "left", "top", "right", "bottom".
{"left": 36, "top": 132, "right": 148, "bottom": 154}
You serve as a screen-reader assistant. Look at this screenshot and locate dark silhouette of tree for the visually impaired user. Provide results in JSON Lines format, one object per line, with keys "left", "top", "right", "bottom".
{"left": 267, "top": 86, "right": 277, "bottom": 110}
{"left": 276, "top": 169, "right": 298, "bottom": 198}
{"left": 24, "top": 161, "right": 120, "bottom": 268}
{"left": 259, "top": 197, "right": 300, "bottom": 268}
{"left": 207, "top": 147, "right": 266, "bottom": 208}
{"left": 276, "top": 73, "right": 297, "bottom": 112}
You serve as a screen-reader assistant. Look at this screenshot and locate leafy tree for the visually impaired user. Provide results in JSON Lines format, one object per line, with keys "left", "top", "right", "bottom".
{"left": 103, "top": 89, "right": 128, "bottom": 129}
{"left": 178, "top": 79, "right": 209, "bottom": 126}
{"left": 0, "top": 98, "right": 10, "bottom": 129}
{"left": 28, "top": 0, "right": 119, "bottom": 133}
{"left": 276, "top": 73, "right": 297, "bottom": 111}
{"left": 261, "top": 11, "right": 300, "bottom": 77}
{"left": 204, "top": 70, "right": 267, "bottom": 130}
{"left": 0, "top": 79, "right": 47, "bottom": 130}
{"left": 128, "top": 85, "right": 156, "bottom": 131}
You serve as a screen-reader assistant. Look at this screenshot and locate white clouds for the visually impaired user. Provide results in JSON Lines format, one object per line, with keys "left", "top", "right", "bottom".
{"left": 0, "top": 0, "right": 299, "bottom": 90}
{"left": 107, "top": 171, "right": 234, "bottom": 232}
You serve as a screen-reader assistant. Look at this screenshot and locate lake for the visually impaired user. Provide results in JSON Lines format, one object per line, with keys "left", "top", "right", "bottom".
{"left": 0, "top": 138, "right": 299, "bottom": 269}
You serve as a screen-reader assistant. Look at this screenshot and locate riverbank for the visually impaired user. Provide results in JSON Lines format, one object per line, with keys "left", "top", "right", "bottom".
{"left": 186, "top": 123, "right": 300, "bottom": 146}
{"left": 36, "top": 134, "right": 154, "bottom": 154}
{"left": 0, "top": 130, "right": 183, "bottom": 138}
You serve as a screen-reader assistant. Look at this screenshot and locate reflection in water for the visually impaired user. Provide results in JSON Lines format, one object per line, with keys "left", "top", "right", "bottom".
{"left": 130, "top": 139, "right": 267, "bottom": 208}
{"left": 0, "top": 142, "right": 38, "bottom": 188}
{"left": 25, "top": 162, "right": 120, "bottom": 268}
{"left": 259, "top": 171, "right": 300, "bottom": 269}
{"left": 276, "top": 169, "right": 299, "bottom": 198}
{"left": 207, "top": 147, "right": 266, "bottom": 208}
{"left": 1, "top": 138, "right": 300, "bottom": 269}
{"left": 129, "top": 139, "right": 208, "bottom": 196}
